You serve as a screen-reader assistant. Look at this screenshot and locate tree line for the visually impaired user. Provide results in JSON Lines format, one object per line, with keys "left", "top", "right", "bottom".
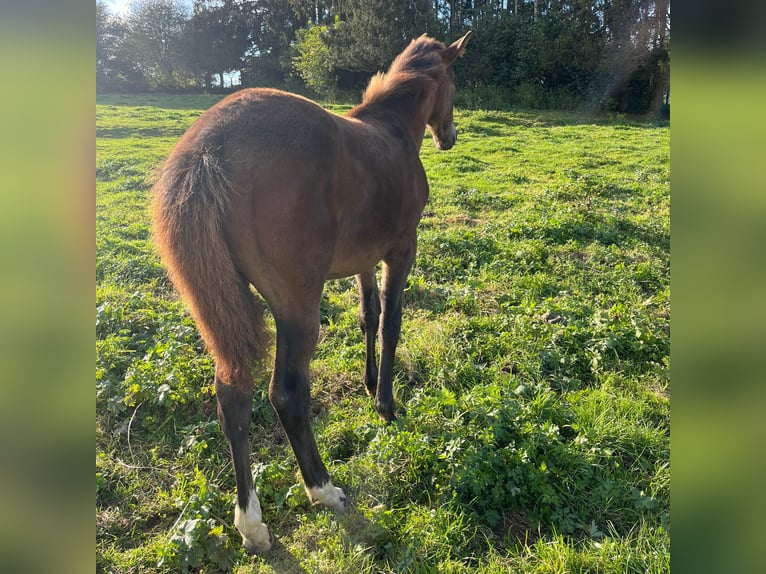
{"left": 97, "top": 0, "right": 669, "bottom": 115}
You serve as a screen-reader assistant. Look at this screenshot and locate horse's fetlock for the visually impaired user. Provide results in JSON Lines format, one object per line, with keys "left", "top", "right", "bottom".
{"left": 365, "top": 373, "right": 378, "bottom": 397}
{"left": 375, "top": 399, "right": 396, "bottom": 423}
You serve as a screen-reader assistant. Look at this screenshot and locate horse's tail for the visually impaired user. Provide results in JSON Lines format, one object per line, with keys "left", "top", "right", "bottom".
{"left": 150, "top": 141, "right": 270, "bottom": 384}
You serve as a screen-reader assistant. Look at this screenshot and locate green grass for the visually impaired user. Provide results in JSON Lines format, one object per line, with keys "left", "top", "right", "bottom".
{"left": 96, "top": 93, "right": 669, "bottom": 573}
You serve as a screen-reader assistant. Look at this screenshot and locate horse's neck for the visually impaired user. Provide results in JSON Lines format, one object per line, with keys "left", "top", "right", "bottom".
{"left": 348, "top": 90, "right": 434, "bottom": 150}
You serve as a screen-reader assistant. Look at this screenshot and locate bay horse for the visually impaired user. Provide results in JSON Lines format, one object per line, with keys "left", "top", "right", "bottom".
{"left": 151, "top": 32, "right": 471, "bottom": 553}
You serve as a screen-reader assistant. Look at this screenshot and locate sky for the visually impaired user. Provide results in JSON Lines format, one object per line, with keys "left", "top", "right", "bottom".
{"left": 103, "top": 0, "right": 130, "bottom": 16}
{"left": 103, "top": 0, "right": 194, "bottom": 17}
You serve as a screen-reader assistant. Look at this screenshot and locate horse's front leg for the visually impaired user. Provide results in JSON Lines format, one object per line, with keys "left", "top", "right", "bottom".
{"left": 376, "top": 242, "right": 416, "bottom": 422}
{"left": 356, "top": 268, "right": 380, "bottom": 397}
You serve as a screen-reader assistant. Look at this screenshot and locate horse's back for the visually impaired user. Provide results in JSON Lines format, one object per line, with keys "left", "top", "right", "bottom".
{"left": 202, "top": 89, "right": 340, "bottom": 168}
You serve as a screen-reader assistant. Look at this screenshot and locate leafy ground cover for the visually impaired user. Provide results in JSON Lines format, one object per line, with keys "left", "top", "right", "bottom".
{"left": 96, "top": 93, "right": 669, "bottom": 573}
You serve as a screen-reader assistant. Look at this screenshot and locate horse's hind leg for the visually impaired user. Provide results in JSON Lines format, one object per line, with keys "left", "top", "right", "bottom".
{"left": 215, "top": 375, "right": 271, "bottom": 553}
{"left": 376, "top": 241, "right": 416, "bottom": 422}
{"left": 357, "top": 268, "right": 380, "bottom": 397}
{"left": 269, "top": 304, "right": 349, "bottom": 514}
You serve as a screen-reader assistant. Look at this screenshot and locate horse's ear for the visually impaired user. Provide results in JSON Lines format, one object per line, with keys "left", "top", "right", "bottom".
{"left": 443, "top": 31, "right": 472, "bottom": 63}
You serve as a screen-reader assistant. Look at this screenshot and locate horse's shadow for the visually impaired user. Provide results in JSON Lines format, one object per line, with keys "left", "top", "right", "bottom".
{"left": 262, "top": 505, "right": 393, "bottom": 571}
{"left": 338, "top": 505, "right": 385, "bottom": 548}
{"left": 259, "top": 535, "right": 310, "bottom": 573}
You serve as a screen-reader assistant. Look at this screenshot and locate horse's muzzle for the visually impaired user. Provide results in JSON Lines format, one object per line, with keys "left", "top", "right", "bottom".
{"left": 433, "top": 124, "right": 457, "bottom": 151}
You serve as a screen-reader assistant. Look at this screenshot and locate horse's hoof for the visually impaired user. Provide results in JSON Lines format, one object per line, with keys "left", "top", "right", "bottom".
{"left": 324, "top": 487, "right": 350, "bottom": 515}
{"left": 307, "top": 481, "right": 350, "bottom": 514}
{"left": 241, "top": 523, "right": 272, "bottom": 554}
{"left": 377, "top": 410, "right": 396, "bottom": 423}
{"left": 332, "top": 491, "right": 352, "bottom": 514}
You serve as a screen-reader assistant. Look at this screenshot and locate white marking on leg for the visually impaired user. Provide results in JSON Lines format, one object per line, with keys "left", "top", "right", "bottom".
{"left": 306, "top": 480, "right": 349, "bottom": 514}
{"left": 234, "top": 489, "right": 271, "bottom": 553}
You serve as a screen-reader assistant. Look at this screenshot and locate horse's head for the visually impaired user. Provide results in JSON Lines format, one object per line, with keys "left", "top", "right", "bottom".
{"left": 427, "top": 32, "right": 471, "bottom": 151}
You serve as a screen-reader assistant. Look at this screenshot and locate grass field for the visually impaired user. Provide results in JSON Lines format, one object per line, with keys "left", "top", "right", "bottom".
{"left": 96, "top": 93, "right": 670, "bottom": 573}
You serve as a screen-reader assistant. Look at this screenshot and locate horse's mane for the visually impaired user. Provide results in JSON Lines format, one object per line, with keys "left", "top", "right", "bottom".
{"left": 361, "top": 35, "right": 447, "bottom": 105}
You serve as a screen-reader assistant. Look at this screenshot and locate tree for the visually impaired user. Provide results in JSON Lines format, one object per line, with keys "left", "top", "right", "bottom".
{"left": 648, "top": 0, "right": 670, "bottom": 117}
{"left": 123, "top": 0, "right": 191, "bottom": 89}
{"left": 183, "top": 1, "right": 250, "bottom": 89}
{"left": 593, "top": 0, "right": 671, "bottom": 115}
{"left": 96, "top": 0, "right": 669, "bottom": 115}
{"left": 97, "top": 1, "right": 146, "bottom": 91}
{"left": 97, "top": 1, "right": 120, "bottom": 90}
{"left": 291, "top": 0, "right": 444, "bottom": 95}
{"left": 239, "top": 0, "right": 315, "bottom": 87}
{"left": 97, "top": 1, "right": 114, "bottom": 87}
